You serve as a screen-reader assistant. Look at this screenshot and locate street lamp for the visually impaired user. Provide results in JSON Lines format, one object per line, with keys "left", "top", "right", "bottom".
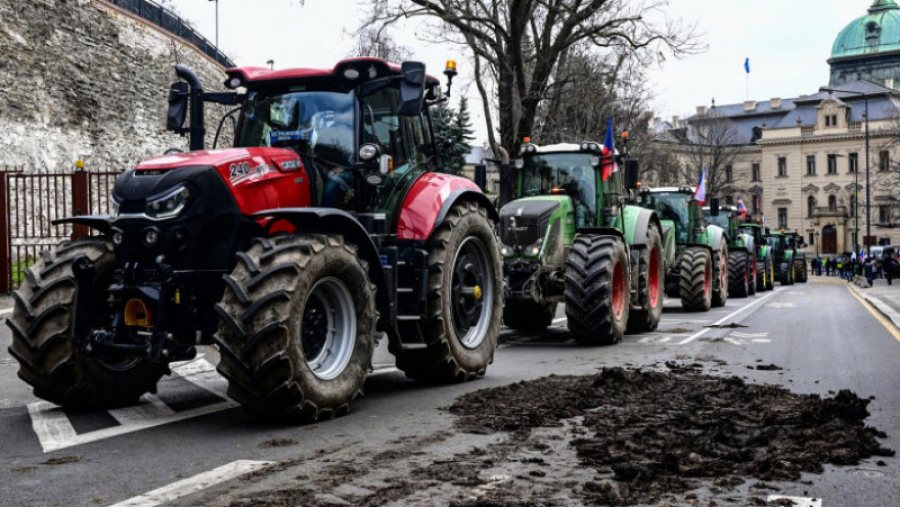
{"left": 815, "top": 230, "right": 820, "bottom": 257}
{"left": 820, "top": 87, "right": 871, "bottom": 258}
{"left": 209, "top": 0, "right": 219, "bottom": 48}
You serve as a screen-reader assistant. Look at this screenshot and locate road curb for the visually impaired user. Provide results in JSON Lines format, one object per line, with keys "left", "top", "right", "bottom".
{"left": 848, "top": 283, "right": 900, "bottom": 331}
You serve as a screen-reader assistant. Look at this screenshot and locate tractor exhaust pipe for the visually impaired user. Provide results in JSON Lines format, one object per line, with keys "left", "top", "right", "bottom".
{"left": 173, "top": 65, "right": 206, "bottom": 151}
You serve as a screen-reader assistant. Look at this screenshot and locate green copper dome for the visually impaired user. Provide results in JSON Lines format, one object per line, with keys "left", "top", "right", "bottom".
{"left": 831, "top": 1, "right": 900, "bottom": 60}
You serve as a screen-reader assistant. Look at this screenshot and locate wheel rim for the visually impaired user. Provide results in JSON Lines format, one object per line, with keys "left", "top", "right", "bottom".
{"left": 612, "top": 260, "right": 626, "bottom": 320}
{"left": 648, "top": 246, "right": 660, "bottom": 308}
{"left": 450, "top": 236, "right": 493, "bottom": 349}
{"left": 704, "top": 261, "right": 711, "bottom": 298}
{"left": 301, "top": 277, "right": 356, "bottom": 381}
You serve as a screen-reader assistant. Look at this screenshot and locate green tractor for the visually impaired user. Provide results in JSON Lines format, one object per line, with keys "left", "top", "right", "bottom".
{"left": 498, "top": 141, "right": 664, "bottom": 344}
{"left": 635, "top": 188, "right": 728, "bottom": 312}
{"left": 737, "top": 220, "right": 775, "bottom": 292}
{"left": 764, "top": 230, "right": 798, "bottom": 285}
{"left": 790, "top": 231, "right": 809, "bottom": 283}
{"left": 702, "top": 202, "right": 757, "bottom": 298}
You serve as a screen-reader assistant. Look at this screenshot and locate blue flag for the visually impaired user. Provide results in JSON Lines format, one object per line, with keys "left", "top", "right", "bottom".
{"left": 744, "top": 58, "right": 750, "bottom": 74}
{"left": 602, "top": 117, "right": 617, "bottom": 181}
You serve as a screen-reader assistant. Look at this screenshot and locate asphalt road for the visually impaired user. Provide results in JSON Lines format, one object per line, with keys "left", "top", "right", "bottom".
{"left": 0, "top": 279, "right": 898, "bottom": 506}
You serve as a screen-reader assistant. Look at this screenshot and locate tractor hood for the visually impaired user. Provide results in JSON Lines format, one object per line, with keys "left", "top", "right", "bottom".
{"left": 136, "top": 148, "right": 304, "bottom": 175}
{"left": 499, "top": 198, "right": 562, "bottom": 249}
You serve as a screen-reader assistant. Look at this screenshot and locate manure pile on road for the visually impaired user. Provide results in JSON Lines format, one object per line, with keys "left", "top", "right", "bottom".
{"left": 448, "top": 366, "right": 895, "bottom": 505}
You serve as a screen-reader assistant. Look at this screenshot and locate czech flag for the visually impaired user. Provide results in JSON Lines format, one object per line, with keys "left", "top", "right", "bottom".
{"left": 736, "top": 195, "right": 748, "bottom": 219}
{"left": 694, "top": 166, "right": 708, "bottom": 205}
{"left": 602, "top": 117, "right": 618, "bottom": 181}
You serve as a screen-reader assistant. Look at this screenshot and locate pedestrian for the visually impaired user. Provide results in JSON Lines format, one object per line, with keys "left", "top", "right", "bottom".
{"left": 817, "top": 257, "right": 823, "bottom": 276}
{"left": 865, "top": 255, "right": 874, "bottom": 287}
{"left": 883, "top": 249, "right": 896, "bottom": 286}
{"left": 825, "top": 257, "right": 832, "bottom": 276}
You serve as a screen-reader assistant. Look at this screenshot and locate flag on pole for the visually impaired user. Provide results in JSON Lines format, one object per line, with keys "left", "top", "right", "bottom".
{"left": 736, "top": 196, "right": 748, "bottom": 219}
{"left": 754, "top": 186, "right": 761, "bottom": 213}
{"left": 744, "top": 58, "right": 750, "bottom": 74}
{"left": 602, "top": 117, "right": 618, "bottom": 181}
{"left": 694, "top": 166, "right": 708, "bottom": 205}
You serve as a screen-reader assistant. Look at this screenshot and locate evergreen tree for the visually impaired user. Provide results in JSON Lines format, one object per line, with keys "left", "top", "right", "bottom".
{"left": 432, "top": 97, "right": 475, "bottom": 175}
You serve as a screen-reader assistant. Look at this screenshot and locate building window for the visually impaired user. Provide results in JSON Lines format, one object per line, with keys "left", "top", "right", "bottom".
{"left": 849, "top": 152, "right": 859, "bottom": 173}
{"left": 752, "top": 190, "right": 760, "bottom": 214}
{"left": 807, "top": 196, "right": 816, "bottom": 217}
{"left": 806, "top": 155, "right": 816, "bottom": 175}
{"left": 832, "top": 114, "right": 838, "bottom": 126}
{"left": 809, "top": 232, "right": 815, "bottom": 246}
{"left": 828, "top": 195, "right": 837, "bottom": 211}
{"left": 880, "top": 205, "right": 891, "bottom": 224}
{"left": 825, "top": 115, "right": 831, "bottom": 127}
{"left": 778, "top": 157, "right": 787, "bottom": 177}
{"left": 725, "top": 165, "right": 733, "bottom": 182}
{"left": 751, "top": 163, "right": 761, "bottom": 182}
{"left": 827, "top": 154, "right": 838, "bottom": 174}
{"left": 879, "top": 150, "right": 890, "bottom": 171}
{"left": 778, "top": 207, "right": 788, "bottom": 229}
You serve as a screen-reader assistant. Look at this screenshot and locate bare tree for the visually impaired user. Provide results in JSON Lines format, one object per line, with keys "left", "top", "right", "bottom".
{"left": 680, "top": 111, "right": 747, "bottom": 199}
{"left": 348, "top": 27, "right": 414, "bottom": 62}
{"left": 366, "top": 0, "right": 702, "bottom": 156}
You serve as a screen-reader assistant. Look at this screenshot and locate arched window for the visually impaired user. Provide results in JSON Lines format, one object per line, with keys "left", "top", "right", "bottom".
{"left": 828, "top": 195, "right": 837, "bottom": 211}
{"left": 807, "top": 196, "right": 816, "bottom": 217}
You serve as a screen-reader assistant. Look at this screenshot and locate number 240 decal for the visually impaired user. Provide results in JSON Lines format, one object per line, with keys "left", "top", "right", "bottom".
{"left": 230, "top": 162, "right": 251, "bottom": 178}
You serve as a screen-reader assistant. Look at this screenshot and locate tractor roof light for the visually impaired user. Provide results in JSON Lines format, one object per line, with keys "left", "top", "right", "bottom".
{"left": 514, "top": 159, "right": 524, "bottom": 169}
{"left": 445, "top": 60, "right": 458, "bottom": 77}
{"left": 523, "top": 144, "right": 538, "bottom": 154}
{"left": 224, "top": 75, "right": 244, "bottom": 89}
{"left": 359, "top": 143, "right": 380, "bottom": 161}
{"left": 343, "top": 67, "right": 361, "bottom": 80}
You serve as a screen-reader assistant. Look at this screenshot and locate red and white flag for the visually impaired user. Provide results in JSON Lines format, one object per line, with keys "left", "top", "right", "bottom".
{"left": 694, "top": 166, "right": 708, "bottom": 205}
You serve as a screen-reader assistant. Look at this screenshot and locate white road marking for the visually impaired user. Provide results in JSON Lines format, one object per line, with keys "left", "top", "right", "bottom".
{"left": 108, "top": 460, "right": 274, "bottom": 507}
{"left": 0, "top": 308, "right": 12, "bottom": 317}
{"left": 731, "top": 331, "right": 770, "bottom": 338}
{"left": 552, "top": 317, "right": 567, "bottom": 324}
{"left": 678, "top": 289, "right": 782, "bottom": 345}
{"left": 765, "top": 301, "right": 796, "bottom": 309}
{"left": 29, "top": 357, "right": 238, "bottom": 453}
{"left": 767, "top": 495, "right": 822, "bottom": 507}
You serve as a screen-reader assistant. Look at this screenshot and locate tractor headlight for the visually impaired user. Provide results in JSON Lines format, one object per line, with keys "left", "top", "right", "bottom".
{"left": 146, "top": 185, "right": 191, "bottom": 220}
{"left": 109, "top": 197, "right": 121, "bottom": 220}
{"left": 530, "top": 246, "right": 541, "bottom": 256}
{"left": 500, "top": 246, "right": 510, "bottom": 256}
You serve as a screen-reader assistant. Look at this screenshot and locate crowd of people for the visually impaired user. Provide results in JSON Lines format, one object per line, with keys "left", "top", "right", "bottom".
{"left": 811, "top": 248, "right": 899, "bottom": 286}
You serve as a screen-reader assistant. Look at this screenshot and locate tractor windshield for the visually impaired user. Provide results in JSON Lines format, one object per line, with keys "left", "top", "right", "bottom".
{"left": 236, "top": 90, "right": 356, "bottom": 168}
{"left": 639, "top": 192, "right": 691, "bottom": 244}
{"left": 520, "top": 153, "right": 597, "bottom": 225}
{"left": 704, "top": 211, "right": 730, "bottom": 231}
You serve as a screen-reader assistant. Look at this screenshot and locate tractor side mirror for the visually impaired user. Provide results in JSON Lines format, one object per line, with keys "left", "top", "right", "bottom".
{"left": 166, "top": 81, "right": 189, "bottom": 132}
{"left": 710, "top": 198, "right": 720, "bottom": 216}
{"left": 765, "top": 227, "right": 771, "bottom": 234}
{"left": 498, "top": 164, "right": 513, "bottom": 207}
{"left": 398, "top": 61, "right": 426, "bottom": 116}
{"left": 624, "top": 159, "right": 640, "bottom": 190}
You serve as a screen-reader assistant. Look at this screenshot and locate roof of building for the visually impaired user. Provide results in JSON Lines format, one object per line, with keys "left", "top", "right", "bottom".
{"left": 831, "top": 1, "right": 900, "bottom": 61}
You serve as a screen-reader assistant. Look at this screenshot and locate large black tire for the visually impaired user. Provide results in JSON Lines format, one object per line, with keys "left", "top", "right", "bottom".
{"left": 565, "top": 235, "right": 630, "bottom": 345}
{"left": 795, "top": 259, "right": 808, "bottom": 283}
{"left": 503, "top": 300, "right": 557, "bottom": 333}
{"left": 680, "top": 247, "right": 712, "bottom": 312}
{"left": 755, "top": 254, "right": 767, "bottom": 293}
{"left": 215, "top": 234, "right": 377, "bottom": 421}
{"left": 627, "top": 224, "right": 664, "bottom": 333}
{"left": 395, "top": 201, "right": 502, "bottom": 383}
{"left": 728, "top": 251, "right": 749, "bottom": 298}
{"left": 748, "top": 254, "right": 758, "bottom": 296}
{"left": 782, "top": 261, "right": 795, "bottom": 286}
{"left": 711, "top": 246, "right": 729, "bottom": 308}
{"left": 6, "top": 239, "right": 166, "bottom": 409}
{"left": 765, "top": 256, "right": 775, "bottom": 291}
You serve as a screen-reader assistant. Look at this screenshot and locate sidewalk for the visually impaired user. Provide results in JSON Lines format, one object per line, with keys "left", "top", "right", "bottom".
{"left": 842, "top": 275, "right": 900, "bottom": 330}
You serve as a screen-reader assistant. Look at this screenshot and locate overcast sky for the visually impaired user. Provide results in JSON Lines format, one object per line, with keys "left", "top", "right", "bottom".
{"left": 166, "top": 0, "right": 873, "bottom": 141}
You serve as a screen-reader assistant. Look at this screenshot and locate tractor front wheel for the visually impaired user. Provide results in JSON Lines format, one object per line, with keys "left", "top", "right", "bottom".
{"left": 711, "top": 246, "right": 729, "bottom": 307}
{"left": 565, "top": 235, "right": 630, "bottom": 345}
{"left": 7, "top": 239, "right": 166, "bottom": 409}
{"left": 395, "top": 201, "right": 502, "bottom": 383}
{"left": 627, "top": 224, "right": 664, "bottom": 333}
{"left": 503, "top": 300, "right": 557, "bottom": 333}
{"left": 215, "top": 234, "right": 377, "bottom": 421}
{"left": 748, "top": 255, "right": 758, "bottom": 295}
{"left": 728, "top": 251, "right": 749, "bottom": 298}
{"left": 680, "top": 247, "right": 712, "bottom": 312}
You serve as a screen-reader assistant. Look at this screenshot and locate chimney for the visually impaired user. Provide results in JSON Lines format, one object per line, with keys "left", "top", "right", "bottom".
{"left": 696, "top": 105, "right": 708, "bottom": 115}
{"left": 886, "top": 78, "right": 895, "bottom": 90}
{"left": 771, "top": 97, "right": 782, "bottom": 109}
{"left": 744, "top": 100, "right": 757, "bottom": 112}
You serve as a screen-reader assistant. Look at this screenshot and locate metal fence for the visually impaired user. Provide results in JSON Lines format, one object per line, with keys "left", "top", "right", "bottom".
{"left": 0, "top": 167, "right": 122, "bottom": 293}
{"left": 103, "top": 0, "right": 235, "bottom": 68}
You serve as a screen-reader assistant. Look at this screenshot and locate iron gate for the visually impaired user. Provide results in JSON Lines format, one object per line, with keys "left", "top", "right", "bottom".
{"left": 0, "top": 167, "right": 121, "bottom": 292}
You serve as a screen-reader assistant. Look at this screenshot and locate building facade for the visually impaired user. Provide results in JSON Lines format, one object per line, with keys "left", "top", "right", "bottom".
{"left": 657, "top": 0, "right": 900, "bottom": 256}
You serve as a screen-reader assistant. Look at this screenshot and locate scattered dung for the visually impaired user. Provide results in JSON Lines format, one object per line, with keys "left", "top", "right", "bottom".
{"left": 448, "top": 367, "right": 894, "bottom": 505}
{"left": 705, "top": 323, "right": 748, "bottom": 328}
{"left": 258, "top": 438, "right": 299, "bottom": 449}
{"left": 756, "top": 364, "right": 784, "bottom": 371}
{"left": 41, "top": 456, "right": 83, "bottom": 466}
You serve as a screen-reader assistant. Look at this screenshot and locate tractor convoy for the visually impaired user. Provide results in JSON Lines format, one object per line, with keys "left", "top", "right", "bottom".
{"left": 4, "top": 57, "right": 803, "bottom": 422}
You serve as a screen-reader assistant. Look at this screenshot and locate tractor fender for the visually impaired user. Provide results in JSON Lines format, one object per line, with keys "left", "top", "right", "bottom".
{"left": 622, "top": 206, "right": 661, "bottom": 247}
{"left": 252, "top": 207, "right": 390, "bottom": 324}
{"left": 396, "top": 173, "right": 498, "bottom": 241}
{"left": 576, "top": 227, "right": 624, "bottom": 239}
{"left": 52, "top": 215, "right": 113, "bottom": 235}
{"left": 703, "top": 225, "right": 726, "bottom": 252}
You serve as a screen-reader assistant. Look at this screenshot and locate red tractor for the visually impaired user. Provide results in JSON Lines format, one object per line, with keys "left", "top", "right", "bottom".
{"left": 7, "top": 58, "right": 502, "bottom": 421}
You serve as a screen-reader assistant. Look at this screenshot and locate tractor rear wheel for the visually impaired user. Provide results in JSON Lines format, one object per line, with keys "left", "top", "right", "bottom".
{"left": 7, "top": 239, "right": 166, "bottom": 409}
{"left": 795, "top": 259, "right": 808, "bottom": 283}
{"left": 728, "top": 251, "right": 749, "bottom": 298}
{"left": 503, "top": 300, "right": 556, "bottom": 333}
{"left": 627, "top": 224, "right": 664, "bottom": 333}
{"left": 756, "top": 258, "right": 767, "bottom": 292}
{"left": 765, "top": 256, "right": 775, "bottom": 290}
{"left": 395, "top": 201, "right": 501, "bottom": 383}
{"left": 215, "top": 234, "right": 377, "bottom": 421}
{"left": 748, "top": 254, "right": 758, "bottom": 295}
{"left": 680, "top": 247, "right": 712, "bottom": 312}
{"left": 565, "top": 235, "right": 630, "bottom": 345}
{"left": 711, "top": 246, "right": 729, "bottom": 307}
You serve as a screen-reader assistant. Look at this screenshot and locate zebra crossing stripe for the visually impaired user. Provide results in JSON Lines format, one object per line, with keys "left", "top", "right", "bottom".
{"left": 767, "top": 496, "right": 822, "bottom": 507}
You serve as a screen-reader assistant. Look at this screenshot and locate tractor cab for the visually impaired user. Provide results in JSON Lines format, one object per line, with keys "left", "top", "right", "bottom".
{"left": 636, "top": 187, "right": 701, "bottom": 245}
